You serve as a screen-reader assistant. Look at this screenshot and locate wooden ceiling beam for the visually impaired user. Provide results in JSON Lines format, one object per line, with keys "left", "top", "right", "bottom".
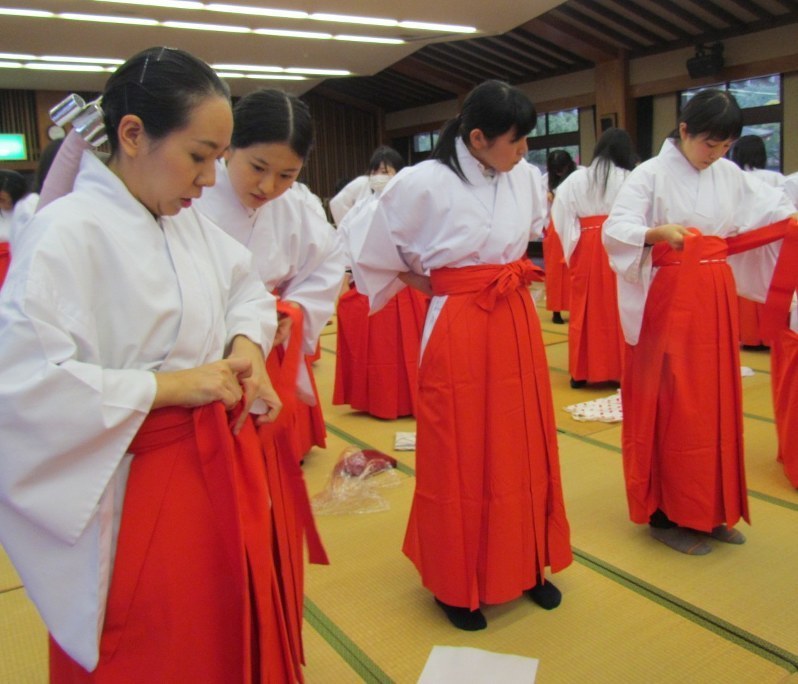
{"left": 604, "top": 0, "right": 691, "bottom": 40}
{"left": 389, "top": 56, "right": 474, "bottom": 96}
{"left": 571, "top": 0, "right": 665, "bottom": 44}
{"left": 684, "top": 0, "right": 746, "bottom": 26}
{"left": 726, "top": 0, "right": 776, "bottom": 21}
{"left": 556, "top": 5, "right": 647, "bottom": 51}
{"left": 521, "top": 16, "right": 618, "bottom": 63}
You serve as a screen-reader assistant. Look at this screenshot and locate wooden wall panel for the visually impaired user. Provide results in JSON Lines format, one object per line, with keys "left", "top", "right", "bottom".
{"left": 301, "top": 92, "right": 380, "bottom": 204}
{"left": 0, "top": 89, "right": 40, "bottom": 171}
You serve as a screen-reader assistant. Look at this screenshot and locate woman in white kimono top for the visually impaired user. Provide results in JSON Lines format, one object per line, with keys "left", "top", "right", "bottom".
{"left": 195, "top": 89, "right": 345, "bottom": 462}
{"left": 0, "top": 47, "right": 290, "bottom": 682}
{"left": 355, "top": 80, "right": 572, "bottom": 632}
{"left": 550, "top": 128, "right": 635, "bottom": 386}
{"left": 603, "top": 89, "right": 796, "bottom": 557}
{"left": 194, "top": 87, "right": 344, "bottom": 679}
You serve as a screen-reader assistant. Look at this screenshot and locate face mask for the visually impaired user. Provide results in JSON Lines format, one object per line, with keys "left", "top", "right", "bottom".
{"left": 368, "top": 173, "right": 392, "bottom": 193}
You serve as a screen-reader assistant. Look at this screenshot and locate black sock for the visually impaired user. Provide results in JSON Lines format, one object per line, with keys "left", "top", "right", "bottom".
{"left": 552, "top": 311, "right": 564, "bottom": 324}
{"left": 527, "top": 580, "right": 562, "bottom": 610}
{"left": 434, "top": 598, "right": 487, "bottom": 631}
{"left": 649, "top": 509, "right": 677, "bottom": 529}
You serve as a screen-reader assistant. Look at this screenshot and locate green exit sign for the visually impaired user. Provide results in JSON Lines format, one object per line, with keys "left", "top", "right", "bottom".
{"left": 0, "top": 134, "right": 27, "bottom": 161}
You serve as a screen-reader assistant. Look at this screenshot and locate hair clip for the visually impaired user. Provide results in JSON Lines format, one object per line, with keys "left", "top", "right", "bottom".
{"left": 49, "top": 95, "right": 107, "bottom": 148}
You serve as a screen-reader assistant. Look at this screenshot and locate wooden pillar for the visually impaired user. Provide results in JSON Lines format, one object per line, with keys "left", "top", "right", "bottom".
{"left": 594, "top": 58, "right": 633, "bottom": 140}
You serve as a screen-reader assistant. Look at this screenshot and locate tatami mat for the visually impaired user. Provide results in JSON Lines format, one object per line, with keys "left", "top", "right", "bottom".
{"left": 1, "top": 301, "right": 796, "bottom": 683}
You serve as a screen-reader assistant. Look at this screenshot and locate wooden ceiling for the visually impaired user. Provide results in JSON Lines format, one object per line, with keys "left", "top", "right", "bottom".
{"left": 312, "top": 0, "right": 798, "bottom": 112}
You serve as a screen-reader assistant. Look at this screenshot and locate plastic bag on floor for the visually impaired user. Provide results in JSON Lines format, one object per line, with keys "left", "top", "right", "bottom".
{"left": 311, "top": 446, "right": 401, "bottom": 515}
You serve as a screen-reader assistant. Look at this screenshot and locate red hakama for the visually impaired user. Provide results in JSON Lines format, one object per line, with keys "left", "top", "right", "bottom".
{"left": 567, "top": 216, "right": 624, "bottom": 383}
{"left": 50, "top": 404, "right": 295, "bottom": 683}
{"left": 403, "top": 258, "right": 572, "bottom": 610}
{"left": 771, "top": 329, "right": 798, "bottom": 487}
{"left": 542, "top": 222, "right": 570, "bottom": 312}
{"left": 738, "top": 296, "right": 770, "bottom": 347}
{"left": 267, "top": 302, "right": 326, "bottom": 464}
{"left": 259, "top": 304, "right": 330, "bottom": 681}
{"left": 621, "top": 234, "right": 749, "bottom": 530}
{"left": 333, "top": 284, "right": 428, "bottom": 419}
{"left": 0, "top": 242, "right": 9, "bottom": 288}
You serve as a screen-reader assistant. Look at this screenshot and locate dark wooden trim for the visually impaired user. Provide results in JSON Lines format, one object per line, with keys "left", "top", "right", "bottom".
{"left": 631, "top": 53, "right": 798, "bottom": 98}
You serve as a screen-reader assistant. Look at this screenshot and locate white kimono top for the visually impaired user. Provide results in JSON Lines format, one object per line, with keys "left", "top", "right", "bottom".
{"left": 550, "top": 161, "right": 630, "bottom": 264}
{"left": 603, "top": 138, "right": 795, "bottom": 345}
{"left": 329, "top": 175, "right": 370, "bottom": 225}
{"left": 196, "top": 162, "right": 345, "bottom": 356}
{"left": 8, "top": 192, "right": 39, "bottom": 255}
{"left": 783, "top": 172, "right": 798, "bottom": 207}
{"left": 355, "top": 138, "right": 548, "bottom": 353}
{"left": 0, "top": 151, "right": 276, "bottom": 670}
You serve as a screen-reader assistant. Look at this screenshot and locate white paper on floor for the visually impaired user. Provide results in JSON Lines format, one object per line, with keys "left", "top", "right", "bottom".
{"left": 564, "top": 390, "right": 623, "bottom": 423}
{"left": 394, "top": 431, "right": 416, "bottom": 450}
{"left": 418, "top": 645, "right": 538, "bottom": 683}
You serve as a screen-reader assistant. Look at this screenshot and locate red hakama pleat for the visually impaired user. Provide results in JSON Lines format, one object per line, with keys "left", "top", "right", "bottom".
{"left": 621, "top": 234, "right": 748, "bottom": 531}
{"left": 567, "top": 216, "right": 624, "bottom": 383}
{"left": 50, "top": 404, "right": 294, "bottom": 683}
{"left": 771, "top": 329, "right": 798, "bottom": 487}
{"left": 267, "top": 302, "right": 326, "bottom": 464}
{"left": 738, "top": 297, "right": 770, "bottom": 347}
{"left": 333, "top": 284, "right": 428, "bottom": 419}
{"left": 259, "top": 305, "right": 330, "bottom": 682}
{"left": 0, "top": 242, "right": 10, "bottom": 289}
{"left": 542, "top": 222, "right": 570, "bottom": 312}
{"left": 403, "top": 258, "right": 572, "bottom": 610}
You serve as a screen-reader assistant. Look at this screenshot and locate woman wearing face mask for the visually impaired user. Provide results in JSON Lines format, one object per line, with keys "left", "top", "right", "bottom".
{"left": 0, "top": 47, "right": 290, "bottom": 681}
{"left": 603, "top": 89, "right": 797, "bottom": 556}
{"left": 195, "top": 88, "right": 344, "bottom": 678}
{"left": 353, "top": 81, "right": 572, "bottom": 631}
{"left": 334, "top": 146, "right": 429, "bottom": 419}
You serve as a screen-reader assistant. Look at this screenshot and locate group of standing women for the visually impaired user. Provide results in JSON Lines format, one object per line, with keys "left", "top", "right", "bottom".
{"left": 0, "top": 41, "right": 796, "bottom": 683}
{"left": 0, "top": 46, "right": 342, "bottom": 682}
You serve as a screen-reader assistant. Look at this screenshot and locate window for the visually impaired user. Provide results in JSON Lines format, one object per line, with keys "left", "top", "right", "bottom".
{"left": 525, "top": 108, "right": 580, "bottom": 173}
{"left": 681, "top": 75, "right": 782, "bottom": 171}
{"left": 412, "top": 131, "right": 440, "bottom": 154}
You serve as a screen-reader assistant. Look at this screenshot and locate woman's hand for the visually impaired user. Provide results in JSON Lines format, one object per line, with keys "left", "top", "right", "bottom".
{"left": 399, "top": 271, "right": 433, "bottom": 296}
{"left": 153, "top": 357, "right": 251, "bottom": 411}
{"left": 227, "top": 335, "right": 282, "bottom": 434}
{"left": 645, "top": 224, "right": 691, "bottom": 250}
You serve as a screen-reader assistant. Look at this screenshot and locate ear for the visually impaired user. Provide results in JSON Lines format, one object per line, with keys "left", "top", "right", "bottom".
{"left": 115, "top": 114, "right": 147, "bottom": 158}
{"left": 469, "top": 128, "right": 488, "bottom": 150}
{"left": 223, "top": 146, "right": 234, "bottom": 164}
{"left": 678, "top": 122, "right": 688, "bottom": 140}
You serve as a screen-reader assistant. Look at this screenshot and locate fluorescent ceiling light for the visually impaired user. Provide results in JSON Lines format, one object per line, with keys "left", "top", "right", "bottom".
{"left": 398, "top": 21, "right": 476, "bottom": 33}
{"left": 335, "top": 35, "right": 404, "bottom": 45}
{"left": 285, "top": 67, "right": 350, "bottom": 76}
{"left": 40, "top": 55, "right": 125, "bottom": 65}
{"left": 162, "top": 20, "right": 250, "bottom": 32}
{"left": 207, "top": 4, "right": 307, "bottom": 19}
{"left": 92, "top": 0, "right": 203, "bottom": 8}
{"left": 0, "top": 52, "right": 36, "bottom": 60}
{"left": 212, "top": 63, "right": 283, "bottom": 72}
{"left": 244, "top": 74, "right": 304, "bottom": 80}
{"left": 309, "top": 13, "right": 397, "bottom": 27}
{"left": 254, "top": 28, "right": 331, "bottom": 39}
{"left": 60, "top": 12, "right": 159, "bottom": 25}
{"left": 0, "top": 8, "right": 54, "bottom": 17}
{"left": 25, "top": 63, "right": 109, "bottom": 72}
{"left": 0, "top": 61, "right": 25, "bottom": 68}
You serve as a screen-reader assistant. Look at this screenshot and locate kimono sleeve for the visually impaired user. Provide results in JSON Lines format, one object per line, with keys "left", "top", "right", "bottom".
{"left": 278, "top": 207, "right": 346, "bottom": 353}
{"left": 354, "top": 172, "right": 420, "bottom": 312}
{"left": 0, "top": 245, "right": 154, "bottom": 545}
{"left": 550, "top": 173, "right": 581, "bottom": 264}
{"left": 221, "top": 238, "right": 278, "bottom": 358}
